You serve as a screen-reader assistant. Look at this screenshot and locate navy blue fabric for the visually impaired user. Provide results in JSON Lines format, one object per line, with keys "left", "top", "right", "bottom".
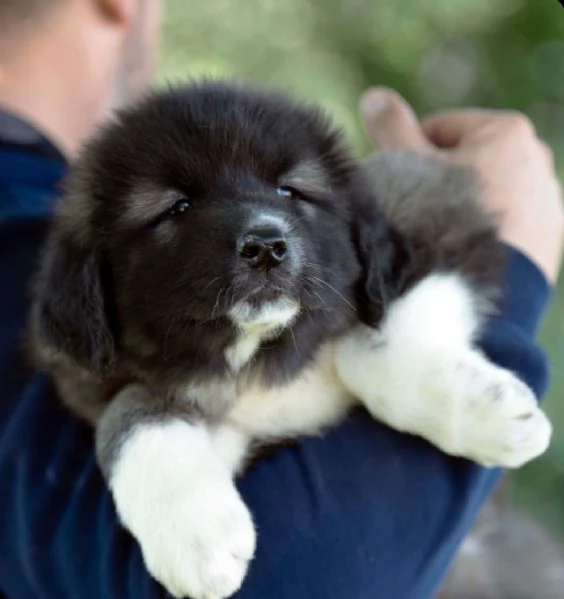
{"left": 0, "top": 139, "right": 551, "bottom": 599}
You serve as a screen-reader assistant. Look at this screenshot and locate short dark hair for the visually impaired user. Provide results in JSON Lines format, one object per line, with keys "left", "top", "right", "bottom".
{"left": 0, "top": 0, "right": 63, "bottom": 39}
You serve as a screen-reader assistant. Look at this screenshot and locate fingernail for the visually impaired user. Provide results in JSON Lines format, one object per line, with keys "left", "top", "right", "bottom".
{"left": 361, "top": 92, "right": 390, "bottom": 119}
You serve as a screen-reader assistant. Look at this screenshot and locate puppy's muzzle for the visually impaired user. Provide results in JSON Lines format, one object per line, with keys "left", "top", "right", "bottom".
{"left": 237, "top": 226, "right": 288, "bottom": 270}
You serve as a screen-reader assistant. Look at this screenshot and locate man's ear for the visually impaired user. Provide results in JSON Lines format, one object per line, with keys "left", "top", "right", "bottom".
{"left": 31, "top": 235, "right": 117, "bottom": 376}
{"left": 95, "top": 0, "right": 135, "bottom": 24}
{"left": 352, "top": 199, "right": 413, "bottom": 327}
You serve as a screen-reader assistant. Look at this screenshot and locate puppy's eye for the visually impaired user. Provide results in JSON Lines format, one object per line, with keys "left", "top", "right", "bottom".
{"left": 276, "top": 186, "right": 300, "bottom": 200}
{"left": 167, "top": 198, "right": 191, "bottom": 217}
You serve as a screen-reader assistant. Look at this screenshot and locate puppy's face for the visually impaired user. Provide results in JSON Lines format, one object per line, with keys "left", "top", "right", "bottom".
{"left": 34, "top": 82, "right": 386, "bottom": 384}
{"left": 104, "top": 128, "right": 358, "bottom": 352}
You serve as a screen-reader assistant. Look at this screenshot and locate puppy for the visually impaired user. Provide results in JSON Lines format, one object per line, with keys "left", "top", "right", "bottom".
{"left": 29, "top": 81, "right": 551, "bottom": 599}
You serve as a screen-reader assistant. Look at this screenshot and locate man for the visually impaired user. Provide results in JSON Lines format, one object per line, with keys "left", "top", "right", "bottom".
{"left": 0, "top": 1, "right": 562, "bottom": 598}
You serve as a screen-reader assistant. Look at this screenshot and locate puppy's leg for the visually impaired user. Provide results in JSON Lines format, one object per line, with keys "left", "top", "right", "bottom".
{"left": 335, "top": 273, "right": 552, "bottom": 467}
{"left": 96, "top": 384, "right": 255, "bottom": 599}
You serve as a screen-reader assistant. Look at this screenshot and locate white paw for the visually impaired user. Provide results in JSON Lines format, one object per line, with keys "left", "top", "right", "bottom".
{"left": 453, "top": 357, "right": 552, "bottom": 468}
{"left": 110, "top": 421, "right": 256, "bottom": 599}
{"left": 335, "top": 271, "right": 552, "bottom": 469}
{"left": 140, "top": 480, "right": 255, "bottom": 599}
{"left": 335, "top": 325, "right": 551, "bottom": 468}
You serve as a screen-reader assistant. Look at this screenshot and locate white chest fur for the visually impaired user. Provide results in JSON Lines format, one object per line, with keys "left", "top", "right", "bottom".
{"left": 227, "top": 343, "right": 354, "bottom": 439}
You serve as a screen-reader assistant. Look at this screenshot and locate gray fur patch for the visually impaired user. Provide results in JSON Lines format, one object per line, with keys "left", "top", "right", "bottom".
{"left": 280, "top": 159, "right": 331, "bottom": 197}
{"left": 95, "top": 384, "right": 194, "bottom": 482}
{"left": 121, "top": 186, "right": 185, "bottom": 228}
{"left": 362, "top": 151, "right": 503, "bottom": 308}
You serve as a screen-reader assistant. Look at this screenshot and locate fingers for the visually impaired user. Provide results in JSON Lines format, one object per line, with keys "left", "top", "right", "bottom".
{"left": 538, "top": 139, "right": 555, "bottom": 168}
{"left": 422, "top": 109, "right": 496, "bottom": 147}
{"left": 361, "top": 87, "right": 433, "bottom": 153}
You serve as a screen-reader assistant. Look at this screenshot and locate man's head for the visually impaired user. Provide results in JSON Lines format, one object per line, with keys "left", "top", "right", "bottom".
{"left": 0, "top": 0, "right": 63, "bottom": 39}
{"left": 0, "top": 0, "right": 161, "bottom": 156}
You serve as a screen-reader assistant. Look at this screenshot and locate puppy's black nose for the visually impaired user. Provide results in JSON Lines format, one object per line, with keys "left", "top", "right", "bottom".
{"left": 237, "top": 227, "right": 288, "bottom": 269}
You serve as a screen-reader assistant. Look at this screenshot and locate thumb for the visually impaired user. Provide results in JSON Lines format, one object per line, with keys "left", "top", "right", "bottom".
{"left": 361, "top": 87, "right": 433, "bottom": 153}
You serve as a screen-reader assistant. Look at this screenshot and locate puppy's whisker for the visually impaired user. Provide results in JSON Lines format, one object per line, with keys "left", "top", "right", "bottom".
{"left": 287, "top": 213, "right": 312, "bottom": 229}
{"left": 201, "top": 276, "right": 221, "bottom": 293}
{"left": 211, "top": 287, "right": 227, "bottom": 320}
{"left": 304, "top": 261, "right": 340, "bottom": 279}
{"left": 289, "top": 325, "right": 299, "bottom": 357}
{"left": 227, "top": 284, "right": 238, "bottom": 311}
{"left": 301, "top": 279, "right": 327, "bottom": 308}
{"left": 309, "top": 289, "right": 326, "bottom": 307}
{"left": 307, "top": 275, "right": 356, "bottom": 312}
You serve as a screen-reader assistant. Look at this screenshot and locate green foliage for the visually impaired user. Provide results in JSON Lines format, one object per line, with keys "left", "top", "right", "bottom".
{"left": 160, "top": 0, "right": 564, "bottom": 535}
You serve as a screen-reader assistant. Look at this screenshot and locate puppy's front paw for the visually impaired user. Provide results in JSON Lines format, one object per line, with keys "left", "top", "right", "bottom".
{"left": 140, "top": 480, "right": 255, "bottom": 599}
{"left": 110, "top": 421, "right": 256, "bottom": 599}
{"left": 335, "top": 327, "right": 551, "bottom": 468}
{"left": 454, "top": 358, "right": 552, "bottom": 468}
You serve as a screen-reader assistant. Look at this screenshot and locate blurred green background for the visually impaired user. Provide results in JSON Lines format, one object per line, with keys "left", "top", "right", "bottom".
{"left": 159, "top": 0, "right": 564, "bottom": 537}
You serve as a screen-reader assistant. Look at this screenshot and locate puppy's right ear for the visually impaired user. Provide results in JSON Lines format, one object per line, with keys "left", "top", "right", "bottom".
{"left": 352, "top": 196, "right": 413, "bottom": 328}
{"left": 31, "top": 235, "right": 117, "bottom": 376}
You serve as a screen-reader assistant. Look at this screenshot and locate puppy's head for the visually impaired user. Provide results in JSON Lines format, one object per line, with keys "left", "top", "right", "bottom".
{"left": 31, "top": 81, "right": 408, "bottom": 386}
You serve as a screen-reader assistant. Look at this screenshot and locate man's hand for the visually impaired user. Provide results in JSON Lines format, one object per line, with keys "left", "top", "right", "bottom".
{"left": 361, "top": 88, "right": 564, "bottom": 285}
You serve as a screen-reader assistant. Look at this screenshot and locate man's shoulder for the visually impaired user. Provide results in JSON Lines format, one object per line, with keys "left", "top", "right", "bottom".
{"left": 0, "top": 147, "right": 65, "bottom": 227}
{"left": 0, "top": 147, "right": 63, "bottom": 415}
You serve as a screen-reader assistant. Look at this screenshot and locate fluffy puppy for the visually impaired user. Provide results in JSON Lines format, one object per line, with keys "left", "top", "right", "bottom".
{"left": 29, "top": 81, "right": 551, "bottom": 599}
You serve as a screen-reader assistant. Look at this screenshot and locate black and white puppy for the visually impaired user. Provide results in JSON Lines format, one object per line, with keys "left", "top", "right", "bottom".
{"left": 29, "top": 81, "right": 551, "bottom": 599}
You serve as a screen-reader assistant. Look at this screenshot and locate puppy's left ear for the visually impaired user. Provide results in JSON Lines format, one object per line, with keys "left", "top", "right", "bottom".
{"left": 30, "top": 234, "right": 117, "bottom": 376}
{"left": 352, "top": 199, "right": 413, "bottom": 327}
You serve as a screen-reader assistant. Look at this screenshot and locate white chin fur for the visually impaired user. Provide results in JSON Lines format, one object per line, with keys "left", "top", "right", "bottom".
{"left": 229, "top": 296, "right": 300, "bottom": 331}
{"left": 226, "top": 297, "right": 300, "bottom": 371}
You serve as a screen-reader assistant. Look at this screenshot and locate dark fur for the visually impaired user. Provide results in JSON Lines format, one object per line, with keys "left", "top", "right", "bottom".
{"left": 29, "top": 79, "right": 505, "bottom": 422}
{"left": 364, "top": 151, "right": 504, "bottom": 303}
{"left": 29, "top": 82, "right": 396, "bottom": 419}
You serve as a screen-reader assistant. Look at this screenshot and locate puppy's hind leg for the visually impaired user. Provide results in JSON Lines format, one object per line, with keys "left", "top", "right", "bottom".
{"left": 335, "top": 272, "right": 552, "bottom": 468}
{"left": 96, "top": 384, "right": 255, "bottom": 599}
